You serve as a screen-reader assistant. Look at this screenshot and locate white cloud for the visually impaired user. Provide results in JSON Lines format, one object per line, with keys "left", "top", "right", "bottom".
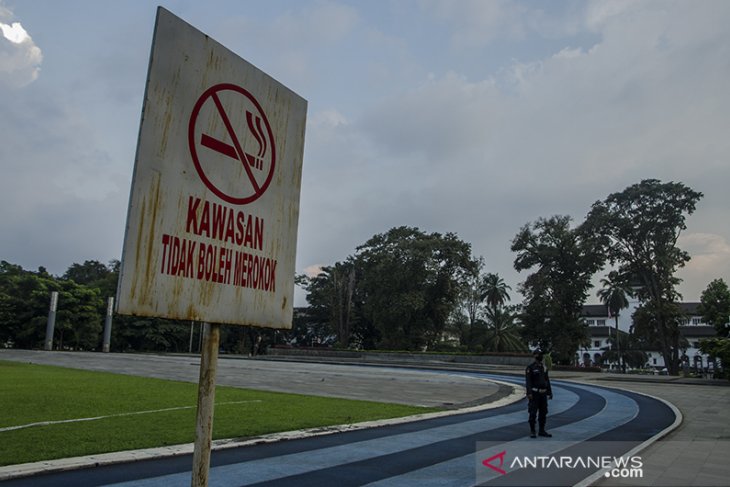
{"left": 424, "top": 0, "right": 529, "bottom": 47}
{"left": 679, "top": 233, "right": 730, "bottom": 273}
{"left": 0, "top": 4, "right": 42, "bottom": 88}
{"left": 677, "top": 233, "right": 730, "bottom": 300}
{"left": 309, "top": 109, "right": 348, "bottom": 130}
{"left": 1, "top": 21, "right": 29, "bottom": 43}
{"left": 303, "top": 264, "right": 325, "bottom": 278}
{"left": 584, "top": 0, "right": 638, "bottom": 31}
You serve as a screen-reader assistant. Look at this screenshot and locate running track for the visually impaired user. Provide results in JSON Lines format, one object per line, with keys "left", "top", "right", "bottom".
{"left": 1, "top": 371, "right": 678, "bottom": 487}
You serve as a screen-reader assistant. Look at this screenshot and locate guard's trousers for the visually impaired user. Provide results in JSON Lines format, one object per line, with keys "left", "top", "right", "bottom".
{"left": 528, "top": 392, "right": 548, "bottom": 431}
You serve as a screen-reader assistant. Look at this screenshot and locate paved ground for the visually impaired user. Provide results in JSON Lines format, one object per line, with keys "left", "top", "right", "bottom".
{"left": 570, "top": 374, "right": 730, "bottom": 487}
{"left": 1, "top": 350, "right": 728, "bottom": 486}
{"left": 0, "top": 350, "right": 508, "bottom": 409}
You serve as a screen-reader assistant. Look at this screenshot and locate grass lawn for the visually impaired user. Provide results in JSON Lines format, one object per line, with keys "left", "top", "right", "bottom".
{"left": 0, "top": 360, "right": 437, "bottom": 466}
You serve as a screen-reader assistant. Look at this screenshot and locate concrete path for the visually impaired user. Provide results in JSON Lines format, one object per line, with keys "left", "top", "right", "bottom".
{"left": 569, "top": 374, "right": 730, "bottom": 487}
{"left": 0, "top": 350, "right": 507, "bottom": 409}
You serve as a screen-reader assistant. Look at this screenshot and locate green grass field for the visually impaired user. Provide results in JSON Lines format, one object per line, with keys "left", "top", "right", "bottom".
{"left": 0, "top": 360, "right": 437, "bottom": 466}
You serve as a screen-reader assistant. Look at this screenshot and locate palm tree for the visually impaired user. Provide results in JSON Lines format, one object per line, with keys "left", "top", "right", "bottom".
{"left": 597, "top": 272, "right": 632, "bottom": 372}
{"left": 479, "top": 273, "right": 511, "bottom": 316}
{"left": 483, "top": 307, "right": 526, "bottom": 352}
{"left": 599, "top": 333, "right": 648, "bottom": 370}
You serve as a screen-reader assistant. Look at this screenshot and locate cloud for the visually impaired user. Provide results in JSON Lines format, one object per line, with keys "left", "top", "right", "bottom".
{"left": 302, "top": 265, "right": 325, "bottom": 278}
{"left": 359, "top": 72, "right": 501, "bottom": 161}
{"left": 679, "top": 233, "right": 730, "bottom": 274}
{"left": 0, "top": 1, "right": 128, "bottom": 275}
{"left": 0, "top": 5, "right": 42, "bottom": 88}
{"left": 217, "top": 1, "right": 359, "bottom": 86}
{"left": 423, "top": 0, "right": 530, "bottom": 47}
{"left": 304, "top": 0, "right": 730, "bottom": 303}
{"left": 676, "top": 233, "right": 730, "bottom": 300}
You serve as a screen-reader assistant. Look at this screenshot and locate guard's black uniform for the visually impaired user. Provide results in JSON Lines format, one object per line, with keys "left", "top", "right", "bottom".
{"left": 525, "top": 359, "right": 552, "bottom": 435}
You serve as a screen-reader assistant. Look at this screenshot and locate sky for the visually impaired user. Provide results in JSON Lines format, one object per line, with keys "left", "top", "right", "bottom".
{"left": 1, "top": 0, "right": 729, "bottom": 307}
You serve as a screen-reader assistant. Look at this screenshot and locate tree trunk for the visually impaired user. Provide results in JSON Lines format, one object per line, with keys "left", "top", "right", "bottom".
{"left": 614, "top": 314, "right": 622, "bottom": 372}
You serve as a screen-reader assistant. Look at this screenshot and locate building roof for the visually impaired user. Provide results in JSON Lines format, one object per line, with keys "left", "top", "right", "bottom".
{"left": 582, "top": 302, "right": 703, "bottom": 317}
{"left": 585, "top": 325, "right": 716, "bottom": 339}
{"left": 678, "top": 302, "right": 701, "bottom": 314}
{"left": 582, "top": 304, "right": 608, "bottom": 318}
{"left": 679, "top": 326, "right": 717, "bottom": 338}
{"left": 586, "top": 326, "right": 628, "bottom": 337}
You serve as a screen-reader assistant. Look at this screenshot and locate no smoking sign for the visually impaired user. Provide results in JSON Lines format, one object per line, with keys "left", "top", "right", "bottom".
{"left": 118, "top": 8, "right": 306, "bottom": 328}
{"left": 188, "top": 83, "right": 276, "bottom": 205}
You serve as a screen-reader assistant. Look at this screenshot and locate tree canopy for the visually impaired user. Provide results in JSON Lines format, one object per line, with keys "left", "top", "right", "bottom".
{"left": 511, "top": 215, "right": 605, "bottom": 363}
{"left": 698, "top": 278, "right": 730, "bottom": 337}
{"left": 583, "top": 179, "right": 703, "bottom": 374}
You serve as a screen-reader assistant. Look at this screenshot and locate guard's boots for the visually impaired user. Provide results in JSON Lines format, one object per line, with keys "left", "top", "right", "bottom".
{"left": 529, "top": 422, "right": 536, "bottom": 438}
{"left": 538, "top": 430, "right": 552, "bottom": 438}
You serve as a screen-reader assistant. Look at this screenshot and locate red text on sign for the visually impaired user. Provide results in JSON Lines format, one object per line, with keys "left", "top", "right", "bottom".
{"left": 186, "top": 196, "right": 263, "bottom": 250}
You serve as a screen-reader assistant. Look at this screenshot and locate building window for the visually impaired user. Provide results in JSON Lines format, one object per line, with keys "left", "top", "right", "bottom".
{"left": 586, "top": 320, "right": 595, "bottom": 326}
{"left": 594, "top": 340, "right": 601, "bottom": 348}
{"left": 597, "top": 319, "right": 606, "bottom": 326}
{"left": 691, "top": 318, "right": 702, "bottom": 325}
{"left": 653, "top": 358, "right": 657, "bottom": 365}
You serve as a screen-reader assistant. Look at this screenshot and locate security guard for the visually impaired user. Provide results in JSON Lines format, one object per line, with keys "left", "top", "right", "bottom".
{"left": 525, "top": 349, "right": 552, "bottom": 438}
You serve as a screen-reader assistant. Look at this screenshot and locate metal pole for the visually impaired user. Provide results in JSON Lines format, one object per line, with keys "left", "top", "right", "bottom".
{"left": 191, "top": 323, "right": 220, "bottom": 487}
{"left": 189, "top": 321, "right": 195, "bottom": 354}
{"left": 44, "top": 291, "right": 58, "bottom": 351}
{"left": 615, "top": 315, "right": 621, "bottom": 373}
{"left": 102, "top": 297, "right": 114, "bottom": 353}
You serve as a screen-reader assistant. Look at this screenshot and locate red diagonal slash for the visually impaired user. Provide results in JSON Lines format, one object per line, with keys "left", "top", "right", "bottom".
{"left": 482, "top": 450, "right": 507, "bottom": 475}
{"left": 209, "top": 92, "right": 260, "bottom": 193}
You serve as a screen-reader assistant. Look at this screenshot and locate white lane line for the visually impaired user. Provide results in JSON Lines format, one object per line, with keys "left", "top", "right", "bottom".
{"left": 0, "top": 401, "right": 262, "bottom": 433}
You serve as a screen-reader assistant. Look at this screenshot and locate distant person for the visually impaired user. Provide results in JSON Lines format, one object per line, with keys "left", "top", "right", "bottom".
{"left": 526, "top": 349, "right": 553, "bottom": 438}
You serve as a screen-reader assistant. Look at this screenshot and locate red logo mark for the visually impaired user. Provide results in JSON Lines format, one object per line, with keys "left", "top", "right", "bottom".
{"left": 482, "top": 450, "right": 507, "bottom": 475}
{"left": 188, "top": 83, "right": 276, "bottom": 205}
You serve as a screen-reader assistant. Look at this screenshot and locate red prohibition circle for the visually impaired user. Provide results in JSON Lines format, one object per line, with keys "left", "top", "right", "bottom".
{"left": 188, "top": 83, "right": 276, "bottom": 205}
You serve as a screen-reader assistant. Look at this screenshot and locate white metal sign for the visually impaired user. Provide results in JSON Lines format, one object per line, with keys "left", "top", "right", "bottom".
{"left": 117, "top": 7, "right": 306, "bottom": 329}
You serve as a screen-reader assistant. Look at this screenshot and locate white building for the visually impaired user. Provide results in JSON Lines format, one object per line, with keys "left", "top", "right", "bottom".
{"left": 578, "top": 301, "right": 720, "bottom": 372}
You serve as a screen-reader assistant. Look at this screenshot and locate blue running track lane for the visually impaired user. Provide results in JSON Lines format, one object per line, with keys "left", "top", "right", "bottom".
{"left": 0, "top": 371, "right": 677, "bottom": 487}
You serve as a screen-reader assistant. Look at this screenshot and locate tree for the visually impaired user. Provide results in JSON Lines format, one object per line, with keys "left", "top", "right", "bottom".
{"left": 699, "top": 338, "right": 730, "bottom": 379}
{"left": 697, "top": 278, "right": 730, "bottom": 337}
{"left": 355, "top": 226, "right": 477, "bottom": 350}
{"left": 511, "top": 215, "right": 605, "bottom": 363}
{"left": 63, "top": 259, "right": 119, "bottom": 300}
{"left": 597, "top": 271, "right": 632, "bottom": 371}
{"left": 297, "top": 261, "right": 358, "bottom": 347}
{"left": 54, "top": 279, "right": 104, "bottom": 350}
{"left": 0, "top": 262, "right": 105, "bottom": 350}
{"left": 482, "top": 306, "right": 527, "bottom": 353}
{"left": 461, "top": 258, "right": 485, "bottom": 328}
{"left": 480, "top": 272, "right": 512, "bottom": 317}
{"left": 0, "top": 262, "right": 58, "bottom": 348}
{"left": 599, "top": 332, "right": 649, "bottom": 370}
{"left": 583, "top": 179, "right": 703, "bottom": 375}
